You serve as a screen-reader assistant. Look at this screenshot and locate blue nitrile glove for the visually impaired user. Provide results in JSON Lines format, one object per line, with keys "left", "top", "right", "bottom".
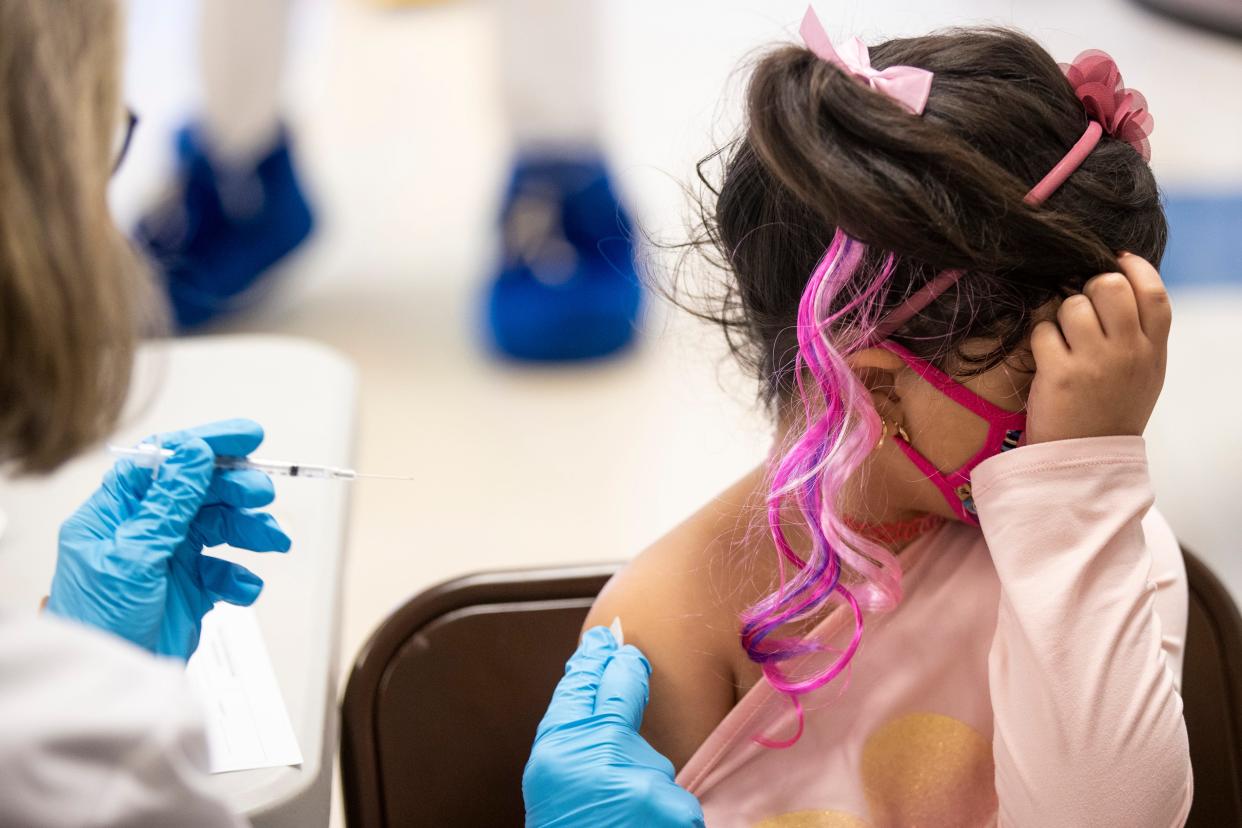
{"left": 47, "top": 419, "right": 291, "bottom": 660}
{"left": 523, "top": 627, "right": 705, "bottom": 828}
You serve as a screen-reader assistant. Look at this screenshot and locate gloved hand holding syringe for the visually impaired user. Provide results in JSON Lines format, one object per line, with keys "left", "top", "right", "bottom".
{"left": 109, "top": 443, "right": 416, "bottom": 481}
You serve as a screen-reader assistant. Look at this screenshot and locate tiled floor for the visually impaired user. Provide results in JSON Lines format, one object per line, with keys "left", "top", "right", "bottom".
{"left": 111, "top": 1, "right": 1242, "bottom": 824}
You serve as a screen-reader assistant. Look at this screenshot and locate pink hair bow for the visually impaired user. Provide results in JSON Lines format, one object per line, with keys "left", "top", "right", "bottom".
{"left": 799, "top": 6, "right": 933, "bottom": 115}
{"left": 1061, "top": 49, "right": 1154, "bottom": 161}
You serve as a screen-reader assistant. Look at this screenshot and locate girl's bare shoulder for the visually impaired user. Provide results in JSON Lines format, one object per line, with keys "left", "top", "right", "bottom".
{"left": 583, "top": 468, "right": 769, "bottom": 771}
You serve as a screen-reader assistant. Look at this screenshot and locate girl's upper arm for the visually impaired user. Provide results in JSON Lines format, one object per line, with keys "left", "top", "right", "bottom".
{"left": 583, "top": 537, "right": 740, "bottom": 772}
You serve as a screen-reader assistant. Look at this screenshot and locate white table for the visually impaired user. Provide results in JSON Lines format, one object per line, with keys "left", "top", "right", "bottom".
{"left": 0, "top": 335, "right": 357, "bottom": 828}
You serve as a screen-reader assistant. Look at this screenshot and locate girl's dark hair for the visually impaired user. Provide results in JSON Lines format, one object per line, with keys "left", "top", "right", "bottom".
{"left": 682, "top": 27, "right": 1166, "bottom": 403}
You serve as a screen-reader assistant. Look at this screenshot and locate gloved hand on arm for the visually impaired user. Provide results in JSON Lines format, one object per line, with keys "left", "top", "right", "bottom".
{"left": 523, "top": 626, "right": 705, "bottom": 828}
{"left": 47, "top": 418, "right": 291, "bottom": 660}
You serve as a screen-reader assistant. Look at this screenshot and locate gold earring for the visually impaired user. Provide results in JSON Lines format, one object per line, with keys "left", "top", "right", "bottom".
{"left": 876, "top": 418, "right": 910, "bottom": 449}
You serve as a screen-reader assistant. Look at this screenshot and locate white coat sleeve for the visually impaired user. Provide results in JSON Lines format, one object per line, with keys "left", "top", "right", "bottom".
{"left": 0, "top": 611, "right": 246, "bottom": 828}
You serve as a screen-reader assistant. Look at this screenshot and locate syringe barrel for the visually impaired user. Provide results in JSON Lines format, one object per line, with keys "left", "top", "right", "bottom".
{"left": 111, "top": 445, "right": 356, "bottom": 480}
{"left": 219, "top": 456, "right": 353, "bottom": 479}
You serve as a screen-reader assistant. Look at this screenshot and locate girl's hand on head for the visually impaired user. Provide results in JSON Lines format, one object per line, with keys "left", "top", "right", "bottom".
{"left": 1025, "top": 253, "right": 1171, "bottom": 445}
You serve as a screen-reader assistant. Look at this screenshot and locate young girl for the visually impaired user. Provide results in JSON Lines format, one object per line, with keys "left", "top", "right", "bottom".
{"left": 583, "top": 9, "right": 1190, "bottom": 826}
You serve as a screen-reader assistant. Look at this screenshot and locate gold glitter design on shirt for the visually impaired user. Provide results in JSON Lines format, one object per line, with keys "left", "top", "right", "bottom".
{"left": 860, "top": 712, "right": 997, "bottom": 827}
{"left": 754, "top": 810, "right": 870, "bottom": 828}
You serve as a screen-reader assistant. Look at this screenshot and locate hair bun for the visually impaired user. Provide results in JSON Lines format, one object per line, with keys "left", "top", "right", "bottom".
{"left": 1060, "top": 49, "right": 1154, "bottom": 161}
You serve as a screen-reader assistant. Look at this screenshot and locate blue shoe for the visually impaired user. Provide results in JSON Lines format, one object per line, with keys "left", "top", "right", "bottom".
{"left": 486, "top": 156, "right": 642, "bottom": 361}
{"left": 135, "top": 126, "right": 314, "bottom": 329}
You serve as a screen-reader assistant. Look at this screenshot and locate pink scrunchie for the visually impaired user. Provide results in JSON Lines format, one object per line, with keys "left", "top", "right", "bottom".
{"left": 1060, "top": 49, "right": 1154, "bottom": 162}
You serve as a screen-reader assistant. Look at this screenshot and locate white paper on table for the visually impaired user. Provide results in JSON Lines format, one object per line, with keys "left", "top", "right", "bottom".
{"left": 186, "top": 603, "right": 303, "bottom": 774}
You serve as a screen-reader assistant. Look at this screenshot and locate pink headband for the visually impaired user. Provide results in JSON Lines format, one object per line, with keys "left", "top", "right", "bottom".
{"left": 799, "top": 7, "right": 1155, "bottom": 340}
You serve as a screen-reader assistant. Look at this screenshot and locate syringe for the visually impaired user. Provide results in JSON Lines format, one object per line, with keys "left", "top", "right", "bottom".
{"left": 107, "top": 443, "right": 415, "bottom": 481}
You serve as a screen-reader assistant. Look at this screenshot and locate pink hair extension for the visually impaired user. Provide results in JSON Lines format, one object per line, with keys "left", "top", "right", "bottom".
{"left": 741, "top": 230, "right": 906, "bottom": 746}
{"left": 753, "top": 694, "right": 805, "bottom": 750}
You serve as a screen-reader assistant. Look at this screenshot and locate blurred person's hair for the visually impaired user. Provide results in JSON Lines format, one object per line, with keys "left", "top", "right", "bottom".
{"left": 0, "top": 0, "right": 156, "bottom": 472}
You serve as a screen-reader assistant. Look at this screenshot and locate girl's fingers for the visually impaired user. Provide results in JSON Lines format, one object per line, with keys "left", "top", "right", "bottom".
{"left": 1083, "top": 272, "right": 1141, "bottom": 338}
{"left": 1116, "top": 252, "right": 1172, "bottom": 343}
{"left": 1030, "top": 320, "right": 1069, "bottom": 366}
{"left": 1055, "top": 295, "right": 1104, "bottom": 350}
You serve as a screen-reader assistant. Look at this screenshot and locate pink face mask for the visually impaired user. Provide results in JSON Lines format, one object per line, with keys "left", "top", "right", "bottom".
{"left": 879, "top": 341, "right": 1026, "bottom": 526}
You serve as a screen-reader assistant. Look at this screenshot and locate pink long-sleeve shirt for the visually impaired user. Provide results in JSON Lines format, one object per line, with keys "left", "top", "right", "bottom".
{"left": 675, "top": 436, "right": 1193, "bottom": 827}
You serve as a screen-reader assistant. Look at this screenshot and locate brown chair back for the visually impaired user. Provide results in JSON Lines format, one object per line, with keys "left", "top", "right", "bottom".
{"left": 341, "top": 551, "right": 1242, "bottom": 826}
{"left": 1182, "top": 547, "right": 1242, "bottom": 826}
{"left": 341, "top": 564, "right": 617, "bottom": 828}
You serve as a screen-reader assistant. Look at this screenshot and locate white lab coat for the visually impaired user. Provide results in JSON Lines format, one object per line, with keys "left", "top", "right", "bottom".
{"left": 0, "top": 611, "right": 245, "bottom": 827}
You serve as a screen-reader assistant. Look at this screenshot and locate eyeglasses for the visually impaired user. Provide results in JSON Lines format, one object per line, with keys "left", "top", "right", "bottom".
{"left": 112, "top": 109, "right": 138, "bottom": 175}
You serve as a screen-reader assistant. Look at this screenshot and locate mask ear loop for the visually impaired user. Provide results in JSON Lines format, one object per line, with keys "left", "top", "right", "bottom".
{"left": 876, "top": 343, "right": 1027, "bottom": 525}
